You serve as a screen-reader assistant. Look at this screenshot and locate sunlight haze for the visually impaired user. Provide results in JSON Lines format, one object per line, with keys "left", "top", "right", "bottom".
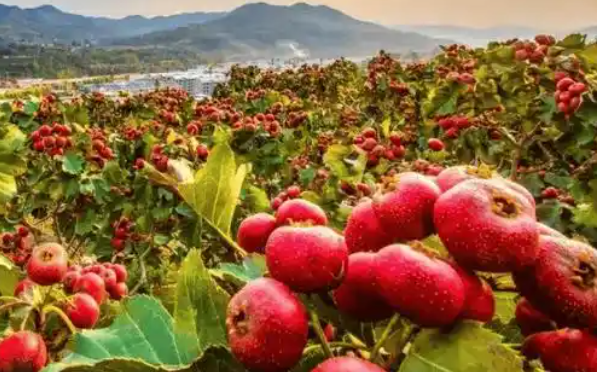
{"left": 2, "top": 0, "right": 595, "bottom": 30}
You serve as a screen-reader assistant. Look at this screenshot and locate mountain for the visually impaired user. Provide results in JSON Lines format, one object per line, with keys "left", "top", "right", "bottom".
{"left": 392, "top": 25, "right": 542, "bottom": 47}
{"left": 0, "top": 4, "right": 224, "bottom": 43}
{"left": 115, "top": 2, "right": 450, "bottom": 60}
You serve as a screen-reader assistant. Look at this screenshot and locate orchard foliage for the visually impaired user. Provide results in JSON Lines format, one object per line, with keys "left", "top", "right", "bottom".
{"left": 0, "top": 33, "right": 597, "bottom": 371}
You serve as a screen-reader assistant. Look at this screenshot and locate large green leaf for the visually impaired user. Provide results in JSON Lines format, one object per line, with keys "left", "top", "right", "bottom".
{"left": 399, "top": 322, "right": 524, "bottom": 372}
{"left": 0, "top": 125, "right": 27, "bottom": 212}
{"left": 174, "top": 250, "right": 230, "bottom": 361}
{"left": 0, "top": 254, "right": 19, "bottom": 296}
{"left": 212, "top": 254, "right": 267, "bottom": 285}
{"left": 323, "top": 144, "right": 367, "bottom": 183}
{"left": 178, "top": 136, "right": 249, "bottom": 237}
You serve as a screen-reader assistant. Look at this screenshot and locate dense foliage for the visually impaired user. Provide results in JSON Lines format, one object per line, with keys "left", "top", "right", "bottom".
{"left": 1, "top": 33, "right": 597, "bottom": 372}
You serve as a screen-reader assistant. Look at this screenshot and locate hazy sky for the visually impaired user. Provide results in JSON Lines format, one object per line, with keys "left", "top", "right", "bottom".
{"left": 3, "top": 0, "right": 596, "bottom": 30}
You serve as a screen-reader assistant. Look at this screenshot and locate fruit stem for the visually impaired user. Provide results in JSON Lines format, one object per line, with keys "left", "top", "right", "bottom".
{"left": 370, "top": 314, "right": 400, "bottom": 362}
{"left": 0, "top": 300, "right": 29, "bottom": 314}
{"left": 303, "top": 342, "right": 369, "bottom": 354}
{"left": 309, "top": 309, "right": 333, "bottom": 359}
{"left": 42, "top": 304, "right": 77, "bottom": 335}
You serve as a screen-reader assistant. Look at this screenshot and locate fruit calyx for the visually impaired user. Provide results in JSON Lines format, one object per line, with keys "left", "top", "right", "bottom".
{"left": 408, "top": 241, "right": 440, "bottom": 259}
{"left": 465, "top": 164, "right": 492, "bottom": 179}
{"left": 229, "top": 302, "right": 249, "bottom": 335}
{"left": 571, "top": 255, "right": 597, "bottom": 289}
{"left": 490, "top": 192, "right": 520, "bottom": 218}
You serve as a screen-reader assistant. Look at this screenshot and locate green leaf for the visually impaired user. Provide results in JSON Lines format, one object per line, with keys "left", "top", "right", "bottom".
{"left": 62, "top": 152, "right": 85, "bottom": 175}
{"left": 42, "top": 296, "right": 198, "bottom": 371}
{"left": 0, "top": 125, "right": 27, "bottom": 212}
{"left": 103, "top": 161, "right": 128, "bottom": 184}
{"left": 323, "top": 145, "right": 366, "bottom": 183}
{"left": 381, "top": 118, "right": 391, "bottom": 138}
{"left": 573, "top": 203, "right": 597, "bottom": 228}
{"left": 213, "top": 254, "right": 267, "bottom": 285}
{"left": 494, "top": 292, "right": 518, "bottom": 323}
{"left": 75, "top": 209, "right": 96, "bottom": 235}
{"left": 399, "top": 322, "right": 524, "bottom": 372}
{"left": 0, "top": 254, "right": 19, "bottom": 296}
{"left": 178, "top": 140, "right": 249, "bottom": 237}
{"left": 174, "top": 250, "right": 229, "bottom": 360}
{"left": 558, "top": 34, "right": 586, "bottom": 49}
{"left": 24, "top": 101, "right": 39, "bottom": 116}
{"left": 244, "top": 185, "right": 270, "bottom": 213}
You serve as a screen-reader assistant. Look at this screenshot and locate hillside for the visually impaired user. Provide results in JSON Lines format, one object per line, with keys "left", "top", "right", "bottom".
{"left": 392, "top": 25, "right": 541, "bottom": 47}
{"left": 115, "top": 3, "right": 450, "bottom": 60}
{"left": 0, "top": 4, "right": 224, "bottom": 43}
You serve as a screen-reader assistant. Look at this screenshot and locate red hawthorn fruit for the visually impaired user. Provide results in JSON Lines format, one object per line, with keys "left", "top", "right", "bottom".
{"left": 452, "top": 265, "right": 495, "bottom": 322}
{"left": 523, "top": 329, "right": 597, "bottom": 372}
{"left": 515, "top": 297, "right": 556, "bottom": 336}
{"left": 445, "top": 127, "right": 459, "bottom": 139}
{"left": 428, "top": 138, "right": 445, "bottom": 151}
{"left": 375, "top": 244, "right": 465, "bottom": 327}
{"left": 73, "top": 272, "right": 106, "bottom": 305}
{"left": 556, "top": 77, "right": 575, "bottom": 91}
{"left": 515, "top": 49, "right": 529, "bottom": 61}
{"left": 312, "top": 357, "right": 386, "bottom": 372}
{"left": 434, "top": 179, "right": 538, "bottom": 272}
{"left": 554, "top": 71, "right": 567, "bottom": 82}
{"left": 558, "top": 90, "right": 571, "bottom": 103}
{"left": 55, "top": 136, "right": 67, "bottom": 148}
{"left": 43, "top": 136, "right": 56, "bottom": 149}
{"left": 384, "top": 149, "right": 396, "bottom": 161}
{"left": 39, "top": 125, "right": 52, "bottom": 137}
{"left": 100, "top": 147, "right": 113, "bottom": 159}
{"left": 27, "top": 243, "right": 69, "bottom": 286}
{"left": 111, "top": 264, "right": 128, "bottom": 283}
{"left": 353, "top": 136, "right": 365, "bottom": 145}
{"left": 537, "top": 223, "right": 565, "bottom": 238}
{"left": 265, "top": 113, "right": 275, "bottom": 122}
{"left": 362, "top": 128, "right": 377, "bottom": 138}
{"left": 63, "top": 271, "right": 81, "bottom": 293}
{"left": 513, "top": 236, "right": 597, "bottom": 328}
{"left": 270, "top": 197, "right": 284, "bottom": 211}
{"left": 389, "top": 132, "right": 402, "bottom": 146}
{"left": 323, "top": 323, "right": 335, "bottom": 342}
{"left": 392, "top": 145, "right": 406, "bottom": 158}
{"left": 17, "top": 226, "right": 29, "bottom": 237}
{"left": 196, "top": 144, "right": 209, "bottom": 160}
{"left": 568, "top": 82, "right": 586, "bottom": 96}
{"left": 237, "top": 213, "right": 277, "bottom": 253}
{"left": 111, "top": 238, "right": 125, "bottom": 252}
{"left": 265, "top": 226, "right": 348, "bottom": 293}
{"left": 570, "top": 96, "right": 582, "bottom": 111}
{"left": 333, "top": 252, "right": 394, "bottom": 321}
{"left": 91, "top": 139, "right": 105, "bottom": 151}
{"left": 371, "top": 145, "right": 386, "bottom": 157}
{"left": 541, "top": 187, "right": 560, "bottom": 199}
{"left": 344, "top": 200, "right": 393, "bottom": 253}
{"left": 372, "top": 172, "right": 441, "bottom": 242}
{"left": 557, "top": 101, "right": 570, "bottom": 113}
{"left": 454, "top": 116, "right": 471, "bottom": 129}
{"left": 107, "top": 282, "right": 128, "bottom": 300}
{"left": 286, "top": 186, "right": 301, "bottom": 199}
{"left": 66, "top": 293, "right": 100, "bottom": 329}
{"left": 275, "top": 199, "right": 328, "bottom": 226}
{"left": 438, "top": 117, "right": 455, "bottom": 129}
{"left": 367, "top": 154, "right": 379, "bottom": 167}
{"left": 361, "top": 138, "right": 377, "bottom": 151}
{"left": 0, "top": 331, "right": 47, "bottom": 372}
{"left": 100, "top": 269, "right": 118, "bottom": 289}
{"left": 14, "top": 278, "right": 35, "bottom": 298}
{"left": 2, "top": 232, "right": 14, "bottom": 245}
{"left": 227, "top": 278, "right": 308, "bottom": 372}
{"left": 33, "top": 141, "right": 45, "bottom": 152}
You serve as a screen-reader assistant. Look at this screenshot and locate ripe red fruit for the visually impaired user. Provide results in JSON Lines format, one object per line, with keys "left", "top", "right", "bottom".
{"left": 55, "top": 136, "right": 67, "bottom": 148}
{"left": 452, "top": 265, "right": 495, "bottom": 322}
{"left": 108, "top": 282, "right": 128, "bottom": 300}
{"left": 389, "top": 132, "right": 402, "bottom": 146}
{"left": 100, "top": 269, "right": 118, "bottom": 289}
{"left": 42, "top": 136, "right": 56, "bottom": 148}
{"left": 428, "top": 138, "right": 445, "bottom": 151}
{"left": 437, "top": 117, "right": 455, "bottom": 129}
{"left": 39, "top": 125, "right": 52, "bottom": 137}
{"left": 515, "top": 49, "right": 529, "bottom": 61}
{"left": 33, "top": 141, "right": 45, "bottom": 152}
{"left": 270, "top": 197, "right": 284, "bottom": 211}
{"left": 275, "top": 199, "right": 328, "bottom": 226}
{"left": 265, "top": 113, "right": 275, "bottom": 122}
{"left": 375, "top": 244, "right": 465, "bottom": 327}
{"left": 91, "top": 139, "right": 105, "bottom": 151}
{"left": 186, "top": 123, "right": 199, "bottom": 135}
{"left": 63, "top": 271, "right": 81, "bottom": 293}
{"left": 556, "top": 77, "right": 575, "bottom": 91}
{"left": 557, "top": 101, "right": 570, "bottom": 113}
{"left": 26, "top": 243, "right": 68, "bottom": 286}
{"left": 513, "top": 236, "right": 597, "bottom": 328}
{"left": 568, "top": 82, "right": 586, "bottom": 96}
{"left": 227, "top": 278, "right": 308, "bottom": 372}
{"left": 333, "top": 252, "right": 394, "bottom": 321}
{"left": 353, "top": 136, "right": 364, "bottom": 145}
{"left": 14, "top": 278, "right": 35, "bottom": 298}
{"left": 344, "top": 200, "right": 393, "bottom": 254}
{"left": 266, "top": 226, "right": 348, "bottom": 293}
{"left": 17, "top": 226, "right": 29, "bottom": 237}
{"left": 66, "top": 293, "right": 100, "bottom": 329}
{"left": 0, "top": 331, "right": 47, "bottom": 372}
{"left": 372, "top": 172, "right": 441, "bottom": 242}
{"left": 100, "top": 147, "right": 113, "bottom": 159}
{"left": 237, "top": 213, "right": 277, "bottom": 253}
{"left": 323, "top": 324, "right": 335, "bottom": 342}
{"left": 515, "top": 297, "right": 556, "bottom": 336}
{"left": 111, "top": 264, "right": 128, "bottom": 283}
{"left": 541, "top": 186, "right": 560, "bottom": 199}
{"left": 111, "top": 238, "right": 125, "bottom": 252}
{"left": 523, "top": 329, "right": 597, "bottom": 372}
{"left": 558, "top": 90, "right": 571, "bottom": 103}
{"left": 434, "top": 179, "right": 538, "bottom": 272}
{"left": 554, "top": 71, "right": 567, "bottom": 82}
{"left": 361, "top": 138, "right": 377, "bottom": 151}
{"left": 73, "top": 272, "right": 106, "bottom": 305}
{"left": 312, "top": 357, "right": 386, "bottom": 372}
{"left": 361, "top": 128, "right": 377, "bottom": 138}
{"left": 196, "top": 144, "right": 209, "bottom": 160}
{"left": 570, "top": 96, "right": 582, "bottom": 111}
{"left": 392, "top": 145, "right": 406, "bottom": 158}
{"left": 286, "top": 186, "right": 301, "bottom": 198}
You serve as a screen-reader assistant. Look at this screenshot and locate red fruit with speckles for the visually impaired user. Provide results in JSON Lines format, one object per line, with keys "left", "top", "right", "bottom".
{"left": 74, "top": 272, "right": 106, "bottom": 305}
{"left": 237, "top": 213, "right": 277, "bottom": 253}
{"left": 333, "top": 252, "right": 394, "bottom": 322}
{"left": 515, "top": 297, "right": 556, "bottom": 336}
{"left": 266, "top": 226, "right": 348, "bottom": 293}
{"left": 312, "top": 357, "right": 386, "bottom": 372}
{"left": 513, "top": 236, "right": 597, "bottom": 329}
{"left": 323, "top": 324, "right": 335, "bottom": 342}
{"left": 523, "top": 329, "right": 597, "bottom": 372}
{"left": 26, "top": 243, "right": 68, "bottom": 286}
{"left": 111, "top": 264, "right": 128, "bottom": 283}
{"left": 436, "top": 165, "right": 494, "bottom": 192}
{"left": 227, "top": 278, "right": 308, "bottom": 372}
{"left": 344, "top": 200, "right": 393, "bottom": 253}
{"left": 66, "top": 293, "right": 100, "bottom": 329}
{"left": 275, "top": 199, "right": 328, "bottom": 226}
{"left": 452, "top": 265, "right": 495, "bottom": 322}
{"left": 63, "top": 271, "right": 81, "bottom": 293}
{"left": 0, "top": 331, "right": 47, "bottom": 372}
{"left": 537, "top": 223, "right": 565, "bottom": 238}
{"left": 286, "top": 186, "right": 301, "bottom": 198}
{"left": 361, "top": 138, "right": 377, "bottom": 151}
{"left": 14, "top": 278, "right": 35, "bottom": 298}
{"left": 108, "top": 282, "right": 128, "bottom": 300}
{"left": 375, "top": 244, "right": 465, "bottom": 327}
{"left": 434, "top": 179, "right": 539, "bottom": 272}
{"left": 428, "top": 138, "right": 445, "bottom": 151}
{"left": 372, "top": 172, "right": 441, "bottom": 242}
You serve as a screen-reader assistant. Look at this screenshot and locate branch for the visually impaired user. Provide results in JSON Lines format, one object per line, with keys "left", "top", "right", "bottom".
{"left": 310, "top": 309, "right": 333, "bottom": 359}
{"left": 370, "top": 314, "right": 400, "bottom": 362}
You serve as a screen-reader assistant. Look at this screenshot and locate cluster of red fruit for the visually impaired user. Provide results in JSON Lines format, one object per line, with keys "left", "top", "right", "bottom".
{"left": 110, "top": 217, "right": 134, "bottom": 252}
{"left": 232, "top": 113, "right": 282, "bottom": 137}
{"left": 186, "top": 120, "right": 204, "bottom": 136}
{"left": 1, "top": 226, "right": 32, "bottom": 266}
{"left": 159, "top": 108, "right": 179, "bottom": 125}
{"left": 269, "top": 185, "right": 302, "bottom": 211}
{"left": 340, "top": 181, "right": 372, "bottom": 198}
{"left": 513, "top": 35, "right": 555, "bottom": 64}
{"left": 436, "top": 115, "right": 473, "bottom": 139}
{"left": 30, "top": 123, "right": 73, "bottom": 156}
{"left": 353, "top": 128, "right": 405, "bottom": 166}
{"left": 122, "top": 124, "right": 148, "bottom": 141}
{"left": 150, "top": 145, "right": 169, "bottom": 172}
{"left": 245, "top": 89, "right": 267, "bottom": 101}
{"left": 89, "top": 129, "right": 114, "bottom": 167}
{"left": 554, "top": 74, "right": 586, "bottom": 115}
{"left": 286, "top": 111, "right": 308, "bottom": 128}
